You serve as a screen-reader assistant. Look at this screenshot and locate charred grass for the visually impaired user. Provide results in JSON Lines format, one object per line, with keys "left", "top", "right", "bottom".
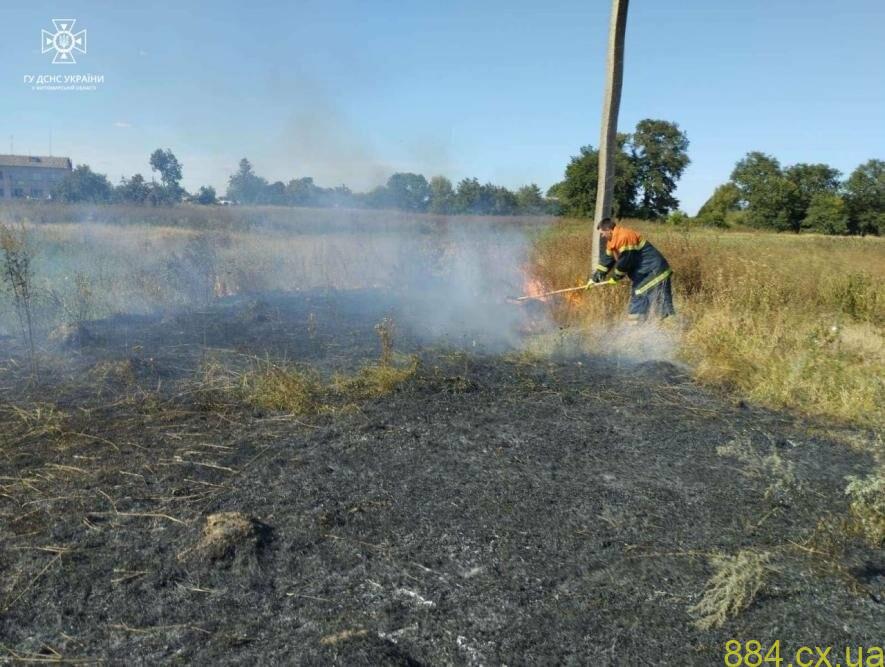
{"left": 1, "top": 291, "right": 881, "bottom": 662}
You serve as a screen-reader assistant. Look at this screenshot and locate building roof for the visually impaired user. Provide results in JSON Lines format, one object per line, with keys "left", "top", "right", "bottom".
{"left": 0, "top": 155, "right": 72, "bottom": 170}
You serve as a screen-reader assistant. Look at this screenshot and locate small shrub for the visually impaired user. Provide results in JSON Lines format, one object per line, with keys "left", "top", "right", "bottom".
{"left": 666, "top": 210, "right": 691, "bottom": 226}
{"left": 716, "top": 436, "right": 798, "bottom": 501}
{"left": 689, "top": 550, "right": 776, "bottom": 630}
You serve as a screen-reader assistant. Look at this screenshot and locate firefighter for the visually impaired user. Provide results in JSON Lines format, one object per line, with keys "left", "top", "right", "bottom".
{"left": 590, "top": 218, "right": 675, "bottom": 322}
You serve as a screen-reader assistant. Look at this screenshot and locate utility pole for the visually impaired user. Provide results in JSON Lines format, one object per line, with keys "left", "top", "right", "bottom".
{"left": 592, "top": 0, "right": 629, "bottom": 270}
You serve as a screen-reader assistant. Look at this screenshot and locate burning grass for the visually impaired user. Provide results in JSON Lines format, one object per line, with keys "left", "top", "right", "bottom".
{"left": 529, "top": 219, "right": 885, "bottom": 427}
{"left": 0, "top": 209, "right": 535, "bottom": 360}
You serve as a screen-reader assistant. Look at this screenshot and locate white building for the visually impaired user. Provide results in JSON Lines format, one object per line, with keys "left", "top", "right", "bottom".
{"left": 0, "top": 155, "right": 72, "bottom": 200}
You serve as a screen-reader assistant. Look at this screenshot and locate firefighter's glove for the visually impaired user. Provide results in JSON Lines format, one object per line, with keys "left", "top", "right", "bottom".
{"left": 591, "top": 270, "right": 607, "bottom": 284}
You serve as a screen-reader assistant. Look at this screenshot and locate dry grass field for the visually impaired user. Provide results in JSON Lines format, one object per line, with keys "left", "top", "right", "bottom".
{"left": 530, "top": 218, "right": 884, "bottom": 428}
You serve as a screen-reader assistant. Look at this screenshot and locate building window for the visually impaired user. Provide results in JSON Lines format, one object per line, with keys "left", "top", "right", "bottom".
{"left": 0, "top": 188, "right": 5, "bottom": 198}
{"left": 13, "top": 188, "right": 25, "bottom": 198}
{"left": 31, "top": 189, "right": 43, "bottom": 198}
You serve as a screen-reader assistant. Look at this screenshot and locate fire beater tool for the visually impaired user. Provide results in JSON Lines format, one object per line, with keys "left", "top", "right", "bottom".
{"left": 510, "top": 278, "right": 617, "bottom": 302}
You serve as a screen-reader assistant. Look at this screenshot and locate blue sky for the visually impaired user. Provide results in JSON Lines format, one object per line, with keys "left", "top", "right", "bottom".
{"left": 1, "top": 0, "right": 883, "bottom": 213}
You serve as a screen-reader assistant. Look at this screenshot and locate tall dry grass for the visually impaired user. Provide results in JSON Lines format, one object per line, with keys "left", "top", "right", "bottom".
{"left": 0, "top": 223, "right": 38, "bottom": 377}
{"left": 530, "top": 219, "right": 885, "bottom": 427}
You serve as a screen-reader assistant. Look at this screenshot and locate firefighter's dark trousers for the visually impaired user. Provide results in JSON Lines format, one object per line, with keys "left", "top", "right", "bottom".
{"left": 627, "top": 271, "right": 675, "bottom": 322}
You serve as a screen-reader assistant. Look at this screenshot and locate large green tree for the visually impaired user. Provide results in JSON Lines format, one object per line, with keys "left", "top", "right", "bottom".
{"left": 555, "top": 119, "right": 688, "bottom": 219}
{"left": 555, "top": 135, "right": 637, "bottom": 218}
{"left": 487, "top": 184, "right": 518, "bottom": 215}
{"left": 844, "top": 159, "right": 885, "bottom": 235}
{"left": 52, "top": 165, "right": 113, "bottom": 203}
{"left": 631, "top": 119, "right": 690, "bottom": 218}
{"left": 428, "top": 176, "right": 455, "bottom": 214}
{"left": 149, "top": 148, "right": 184, "bottom": 202}
{"left": 226, "top": 158, "right": 267, "bottom": 204}
{"left": 803, "top": 193, "right": 849, "bottom": 235}
{"left": 784, "top": 162, "right": 841, "bottom": 223}
{"left": 385, "top": 173, "right": 430, "bottom": 212}
{"left": 262, "top": 180, "right": 287, "bottom": 206}
{"left": 696, "top": 182, "right": 741, "bottom": 227}
{"left": 454, "top": 178, "right": 484, "bottom": 214}
{"left": 285, "top": 177, "right": 321, "bottom": 206}
{"left": 115, "top": 173, "right": 151, "bottom": 205}
{"left": 730, "top": 152, "right": 800, "bottom": 231}
{"left": 195, "top": 185, "right": 218, "bottom": 205}
{"left": 515, "top": 184, "right": 546, "bottom": 214}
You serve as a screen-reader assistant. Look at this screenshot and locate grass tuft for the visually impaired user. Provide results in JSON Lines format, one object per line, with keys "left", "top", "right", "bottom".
{"left": 332, "top": 355, "right": 419, "bottom": 400}
{"left": 242, "top": 363, "right": 321, "bottom": 415}
{"left": 844, "top": 468, "right": 885, "bottom": 547}
{"left": 195, "top": 351, "right": 418, "bottom": 416}
{"left": 5, "top": 403, "right": 67, "bottom": 439}
{"left": 689, "top": 550, "right": 776, "bottom": 630}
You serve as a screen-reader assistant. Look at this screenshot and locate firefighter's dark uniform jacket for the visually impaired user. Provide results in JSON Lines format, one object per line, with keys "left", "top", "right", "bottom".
{"left": 594, "top": 226, "right": 672, "bottom": 296}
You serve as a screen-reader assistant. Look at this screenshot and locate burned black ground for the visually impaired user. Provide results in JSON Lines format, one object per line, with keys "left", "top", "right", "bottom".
{"left": 0, "top": 291, "right": 881, "bottom": 665}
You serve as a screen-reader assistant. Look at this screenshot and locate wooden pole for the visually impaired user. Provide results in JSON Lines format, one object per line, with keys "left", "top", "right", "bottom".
{"left": 592, "top": 0, "right": 629, "bottom": 268}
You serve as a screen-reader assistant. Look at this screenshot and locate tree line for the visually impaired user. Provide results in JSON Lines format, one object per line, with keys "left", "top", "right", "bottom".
{"left": 44, "top": 117, "right": 693, "bottom": 218}
{"left": 37, "top": 122, "right": 882, "bottom": 234}
{"left": 223, "top": 159, "right": 554, "bottom": 215}
{"left": 697, "top": 154, "right": 883, "bottom": 235}
{"left": 50, "top": 149, "right": 200, "bottom": 207}
{"left": 45, "top": 151, "right": 557, "bottom": 216}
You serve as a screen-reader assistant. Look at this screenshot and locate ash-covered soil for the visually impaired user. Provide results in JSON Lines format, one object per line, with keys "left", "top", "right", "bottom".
{"left": 0, "top": 291, "right": 881, "bottom": 665}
